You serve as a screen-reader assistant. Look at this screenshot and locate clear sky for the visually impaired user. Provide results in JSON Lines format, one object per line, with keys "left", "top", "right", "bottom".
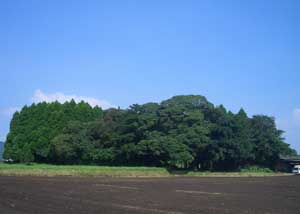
{"left": 0, "top": 0, "right": 299, "bottom": 151}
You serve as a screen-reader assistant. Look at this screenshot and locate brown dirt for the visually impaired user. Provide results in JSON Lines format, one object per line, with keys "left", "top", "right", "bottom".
{"left": 0, "top": 175, "right": 300, "bottom": 214}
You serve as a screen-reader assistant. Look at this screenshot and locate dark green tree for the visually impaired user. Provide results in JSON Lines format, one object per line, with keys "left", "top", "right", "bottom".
{"left": 3, "top": 95, "right": 296, "bottom": 171}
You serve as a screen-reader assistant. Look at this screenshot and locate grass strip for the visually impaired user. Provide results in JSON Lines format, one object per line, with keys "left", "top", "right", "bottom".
{"left": 0, "top": 163, "right": 290, "bottom": 177}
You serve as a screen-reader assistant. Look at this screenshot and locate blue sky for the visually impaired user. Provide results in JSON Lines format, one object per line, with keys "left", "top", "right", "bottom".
{"left": 0, "top": 0, "right": 299, "bottom": 151}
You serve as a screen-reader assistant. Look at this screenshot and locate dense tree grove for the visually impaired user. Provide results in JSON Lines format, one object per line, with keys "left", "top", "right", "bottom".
{"left": 4, "top": 101, "right": 102, "bottom": 163}
{"left": 3, "top": 95, "right": 296, "bottom": 170}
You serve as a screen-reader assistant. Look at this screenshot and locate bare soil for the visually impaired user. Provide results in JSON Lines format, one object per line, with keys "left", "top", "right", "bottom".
{"left": 0, "top": 175, "right": 300, "bottom": 214}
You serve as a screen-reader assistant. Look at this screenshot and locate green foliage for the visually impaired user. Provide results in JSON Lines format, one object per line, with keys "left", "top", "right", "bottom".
{"left": 4, "top": 100, "right": 103, "bottom": 163}
{"left": 20, "top": 144, "right": 34, "bottom": 164}
{"left": 3, "top": 95, "right": 296, "bottom": 170}
{"left": 0, "top": 141, "right": 4, "bottom": 160}
{"left": 136, "top": 133, "right": 193, "bottom": 167}
{"left": 240, "top": 166, "right": 273, "bottom": 173}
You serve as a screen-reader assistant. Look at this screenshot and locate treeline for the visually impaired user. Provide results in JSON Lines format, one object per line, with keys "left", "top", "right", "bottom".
{"left": 4, "top": 95, "right": 296, "bottom": 170}
{"left": 0, "top": 141, "right": 4, "bottom": 160}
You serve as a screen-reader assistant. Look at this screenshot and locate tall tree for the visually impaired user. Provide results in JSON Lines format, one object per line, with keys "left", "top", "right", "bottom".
{"left": 3, "top": 95, "right": 296, "bottom": 170}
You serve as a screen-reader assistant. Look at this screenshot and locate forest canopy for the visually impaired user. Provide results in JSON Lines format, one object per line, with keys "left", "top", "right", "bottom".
{"left": 3, "top": 95, "right": 296, "bottom": 170}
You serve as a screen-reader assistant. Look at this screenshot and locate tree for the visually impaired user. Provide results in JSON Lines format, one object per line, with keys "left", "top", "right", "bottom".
{"left": 4, "top": 101, "right": 102, "bottom": 162}
{"left": 20, "top": 144, "right": 34, "bottom": 164}
{"left": 136, "top": 132, "right": 193, "bottom": 168}
{"left": 250, "top": 115, "right": 296, "bottom": 168}
{"left": 3, "top": 95, "right": 296, "bottom": 171}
